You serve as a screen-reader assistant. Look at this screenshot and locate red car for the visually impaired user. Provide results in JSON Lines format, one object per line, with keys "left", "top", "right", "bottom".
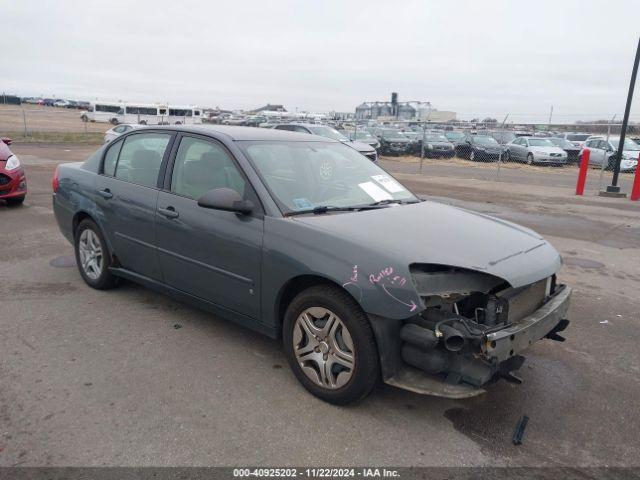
{"left": 0, "top": 138, "right": 27, "bottom": 205}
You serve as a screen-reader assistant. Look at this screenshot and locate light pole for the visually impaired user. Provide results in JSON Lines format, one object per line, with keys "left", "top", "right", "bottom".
{"left": 601, "top": 36, "right": 640, "bottom": 197}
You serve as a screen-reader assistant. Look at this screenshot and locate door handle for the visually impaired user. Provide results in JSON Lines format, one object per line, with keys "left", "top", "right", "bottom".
{"left": 98, "top": 188, "right": 113, "bottom": 199}
{"left": 158, "top": 206, "right": 179, "bottom": 219}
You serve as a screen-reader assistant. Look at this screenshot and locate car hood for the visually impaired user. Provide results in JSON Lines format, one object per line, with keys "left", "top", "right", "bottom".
{"left": 530, "top": 146, "right": 565, "bottom": 155}
{"left": 344, "top": 140, "right": 375, "bottom": 153}
{"left": 293, "top": 200, "right": 561, "bottom": 288}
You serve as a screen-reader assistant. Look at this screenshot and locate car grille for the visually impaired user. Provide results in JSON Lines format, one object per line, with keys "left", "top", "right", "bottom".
{"left": 0, "top": 174, "right": 11, "bottom": 186}
{"left": 391, "top": 143, "right": 406, "bottom": 148}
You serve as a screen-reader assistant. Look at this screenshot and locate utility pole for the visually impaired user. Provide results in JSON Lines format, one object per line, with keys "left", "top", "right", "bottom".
{"left": 601, "top": 36, "right": 640, "bottom": 197}
{"left": 548, "top": 105, "right": 553, "bottom": 127}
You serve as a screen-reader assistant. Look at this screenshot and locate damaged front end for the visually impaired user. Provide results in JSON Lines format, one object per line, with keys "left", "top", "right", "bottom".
{"left": 379, "top": 265, "right": 571, "bottom": 398}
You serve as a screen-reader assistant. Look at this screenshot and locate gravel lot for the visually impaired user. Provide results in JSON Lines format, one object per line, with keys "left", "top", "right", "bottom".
{"left": 1, "top": 143, "right": 639, "bottom": 467}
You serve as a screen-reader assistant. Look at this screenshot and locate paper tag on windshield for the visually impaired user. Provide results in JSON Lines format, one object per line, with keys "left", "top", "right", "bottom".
{"left": 371, "top": 174, "right": 405, "bottom": 193}
{"left": 358, "top": 181, "right": 393, "bottom": 201}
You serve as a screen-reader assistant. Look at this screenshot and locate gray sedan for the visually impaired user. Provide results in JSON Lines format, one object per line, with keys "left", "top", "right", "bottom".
{"left": 53, "top": 125, "right": 570, "bottom": 404}
{"left": 505, "top": 137, "right": 567, "bottom": 165}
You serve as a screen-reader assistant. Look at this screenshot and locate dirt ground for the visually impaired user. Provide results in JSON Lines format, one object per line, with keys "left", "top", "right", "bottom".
{"left": 0, "top": 104, "right": 110, "bottom": 134}
{"left": 1, "top": 142, "right": 639, "bottom": 469}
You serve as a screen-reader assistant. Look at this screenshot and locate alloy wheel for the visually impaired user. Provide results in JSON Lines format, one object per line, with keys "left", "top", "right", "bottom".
{"left": 78, "top": 229, "right": 103, "bottom": 280}
{"left": 292, "top": 307, "right": 355, "bottom": 389}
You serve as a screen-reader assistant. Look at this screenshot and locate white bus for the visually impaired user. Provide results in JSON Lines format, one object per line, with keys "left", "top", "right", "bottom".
{"left": 120, "top": 103, "right": 168, "bottom": 125}
{"left": 167, "top": 105, "right": 203, "bottom": 125}
{"left": 81, "top": 102, "right": 203, "bottom": 125}
{"left": 80, "top": 102, "right": 123, "bottom": 124}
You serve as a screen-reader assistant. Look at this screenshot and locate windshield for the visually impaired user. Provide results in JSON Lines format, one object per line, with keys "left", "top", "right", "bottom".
{"left": 528, "top": 138, "right": 554, "bottom": 147}
{"left": 549, "top": 138, "right": 573, "bottom": 148}
{"left": 609, "top": 138, "right": 640, "bottom": 151}
{"left": 354, "top": 131, "right": 375, "bottom": 140}
{"left": 380, "top": 129, "right": 407, "bottom": 140}
{"left": 567, "top": 134, "right": 590, "bottom": 141}
{"left": 474, "top": 136, "right": 500, "bottom": 146}
{"left": 240, "top": 141, "right": 417, "bottom": 213}
{"left": 425, "top": 134, "right": 448, "bottom": 142}
{"left": 308, "top": 126, "right": 348, "bottom": 142}
{"left": 445, "top": 131, "right": 465, "bottom": 141}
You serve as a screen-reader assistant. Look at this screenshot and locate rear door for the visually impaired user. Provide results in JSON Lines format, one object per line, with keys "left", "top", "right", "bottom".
{"left": 155, "top": 134, "right": 263, "bottom": 318}
{"left": 512, "top": 138, "right": 525, "bottom": 160}
{"left": 95, "top": 131, "right": 174, "bottom": 280}
{"left": 586, "top": 139, "right": 604, "bottom": 166}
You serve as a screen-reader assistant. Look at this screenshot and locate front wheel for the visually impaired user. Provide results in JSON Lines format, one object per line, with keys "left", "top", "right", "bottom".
{"left": 74, "top": 219, "right": 119, "bottom": 290}
{"left": 606, "top": 156, "right": 617, "bottom": 170}
{"left": 526, "top": 153, "right": 534, "bottom": 165}
{"left": 283, "top": 285, "right": 379, "bottom": 405}
{"left": 469, "top": 150, "right": 476, "bottom": 161}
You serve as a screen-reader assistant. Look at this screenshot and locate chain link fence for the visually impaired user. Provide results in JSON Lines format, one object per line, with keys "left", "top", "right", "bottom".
{"left": 337, "top": 118, "right": 640, "bottom": 191}
{"left": 0, "top": 104, "right": 109, "bottom": 143}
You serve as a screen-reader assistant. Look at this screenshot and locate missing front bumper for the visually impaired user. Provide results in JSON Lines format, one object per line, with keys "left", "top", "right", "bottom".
{"left": 482, "top": 285, "right": 571, "bottom": 363}
{"left": 379, "top": 285, "right": 571, "bottom": 398}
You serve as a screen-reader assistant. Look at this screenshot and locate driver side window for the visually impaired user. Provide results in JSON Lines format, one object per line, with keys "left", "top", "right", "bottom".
{"left": 170, "top": 136, "right": 246, "bottom": 201}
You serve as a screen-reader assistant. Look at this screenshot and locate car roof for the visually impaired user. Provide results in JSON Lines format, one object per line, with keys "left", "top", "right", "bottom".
{"left": 149, "top": 125, "right": 337, "bottom": 142}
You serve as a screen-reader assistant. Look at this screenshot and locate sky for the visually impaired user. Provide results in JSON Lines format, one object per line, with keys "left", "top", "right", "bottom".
{"left": 2, "top": 0, "right": 640, "bottom": 122}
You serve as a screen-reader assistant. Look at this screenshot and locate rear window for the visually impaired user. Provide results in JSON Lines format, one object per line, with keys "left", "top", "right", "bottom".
{"left": 113, "top": 133, "right": 171, "bottom": 188}
{"left": 567, "top": 134, "right": 590, "bottom": 141}
{"left": 103, "top": 139, "right": 123, "bottom": 176}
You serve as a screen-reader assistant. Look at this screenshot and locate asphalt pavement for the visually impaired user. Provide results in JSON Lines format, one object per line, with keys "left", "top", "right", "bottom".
{"left": 1, "top": 144, "right": 639, "bottom": 467}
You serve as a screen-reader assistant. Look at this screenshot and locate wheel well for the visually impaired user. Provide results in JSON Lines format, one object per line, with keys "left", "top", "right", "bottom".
{"left": 276, "top": 275, "right": 351, "bottom": 338}
{"left": 72, "top": 211, "right": 93, "bottom": 236}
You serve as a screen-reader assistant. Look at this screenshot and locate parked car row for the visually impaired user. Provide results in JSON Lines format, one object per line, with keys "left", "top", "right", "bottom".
{"left": 21, "top": 97, "right": 91, "bottom": 109}
{"left": 103, "top": 114, "right": 638, "bottom": 172}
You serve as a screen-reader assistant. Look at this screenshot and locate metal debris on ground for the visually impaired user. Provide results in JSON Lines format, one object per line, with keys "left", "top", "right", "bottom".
{"left": 512, "top": 415, "right": 529, "bottom": 445}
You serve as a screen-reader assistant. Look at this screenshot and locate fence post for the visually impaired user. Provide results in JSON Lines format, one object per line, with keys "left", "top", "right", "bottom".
{"left": 420, "top": 123, "right": 425, "bottom": 174}
{"left": 21, "top": 108, "right": 27, "bottom": 136}
{"left": 576, "top": 149, "right": 590, "bottom": 195}
{"left": 631, "top": 153, "right": 640, "bottom": 201}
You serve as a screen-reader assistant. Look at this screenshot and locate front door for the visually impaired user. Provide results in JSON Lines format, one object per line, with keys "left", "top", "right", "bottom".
{"left": 155, "top": 134, "right": 263, "bottom": 319}
{"left": 95, "top": 131, "right": 173, "bottom": 280}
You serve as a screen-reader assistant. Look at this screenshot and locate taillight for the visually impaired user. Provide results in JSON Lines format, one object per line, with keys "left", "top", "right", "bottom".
{"left": 52, "top": 166, "right": 59, "bottom": 193}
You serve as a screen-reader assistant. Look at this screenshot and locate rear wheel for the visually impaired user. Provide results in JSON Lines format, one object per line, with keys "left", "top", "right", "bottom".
{"left": 74, "top": 219, "right": 119, "bottom": 290}
{"left": 5, "top": 196, "right": 25, "bottom": 206}
{"left": 283, "top": 284, "right": 379, "bottom": 405}
{"left": 469, "top": 150, "right": 476, "bottom": 161}
{"left": 606, "top": 156, "right": 617, "bottom": 170}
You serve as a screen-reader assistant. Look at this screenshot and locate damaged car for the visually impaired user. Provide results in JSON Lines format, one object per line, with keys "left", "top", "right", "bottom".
{"left": 52, "top": 125, "right": 571, "bottom": 404}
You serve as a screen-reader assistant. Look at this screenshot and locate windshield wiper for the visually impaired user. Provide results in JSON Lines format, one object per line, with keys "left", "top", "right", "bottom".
{"left": 366, "top": 199, "right": 422, "bottom": 207}
{"left": 286, "top": 205, "right": 358, "bottom": 216}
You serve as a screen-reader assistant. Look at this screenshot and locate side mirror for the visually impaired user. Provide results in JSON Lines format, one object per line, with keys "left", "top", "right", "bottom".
{"left": 197, "top": 188, "right": 254, "bottom": 214}
{"left": 1, "top": 137, "right": 12, "bottom": 146}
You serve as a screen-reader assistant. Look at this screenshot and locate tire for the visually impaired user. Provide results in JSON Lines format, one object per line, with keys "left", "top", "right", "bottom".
{"left": 469, "top": 150, "right": 476, "bottom": 161}
{"left": 283, "top": 284, "right": 379, "bottom": 405}
{"left": 80, "top": 114, "right": 88, "bottom": 122}
{"left": 139, "top": 120, "right": 147, "bottom": 125}
{"left": 504, "top": 150, "right": 511, "bottom": 162}
{"left": 74, "top": 219, "right": 119, "bottom": 290}
{"left": 5, "top": 196, "right": 25, "bottom": 206}
{"left": 526, "top": 153, "right": 534, "bottom": 165}
{"left": 606, "top": 156, "right": 616, "bottom": 171}
{"left": 110, "top": 118, "right": 119, "bottom": 126}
